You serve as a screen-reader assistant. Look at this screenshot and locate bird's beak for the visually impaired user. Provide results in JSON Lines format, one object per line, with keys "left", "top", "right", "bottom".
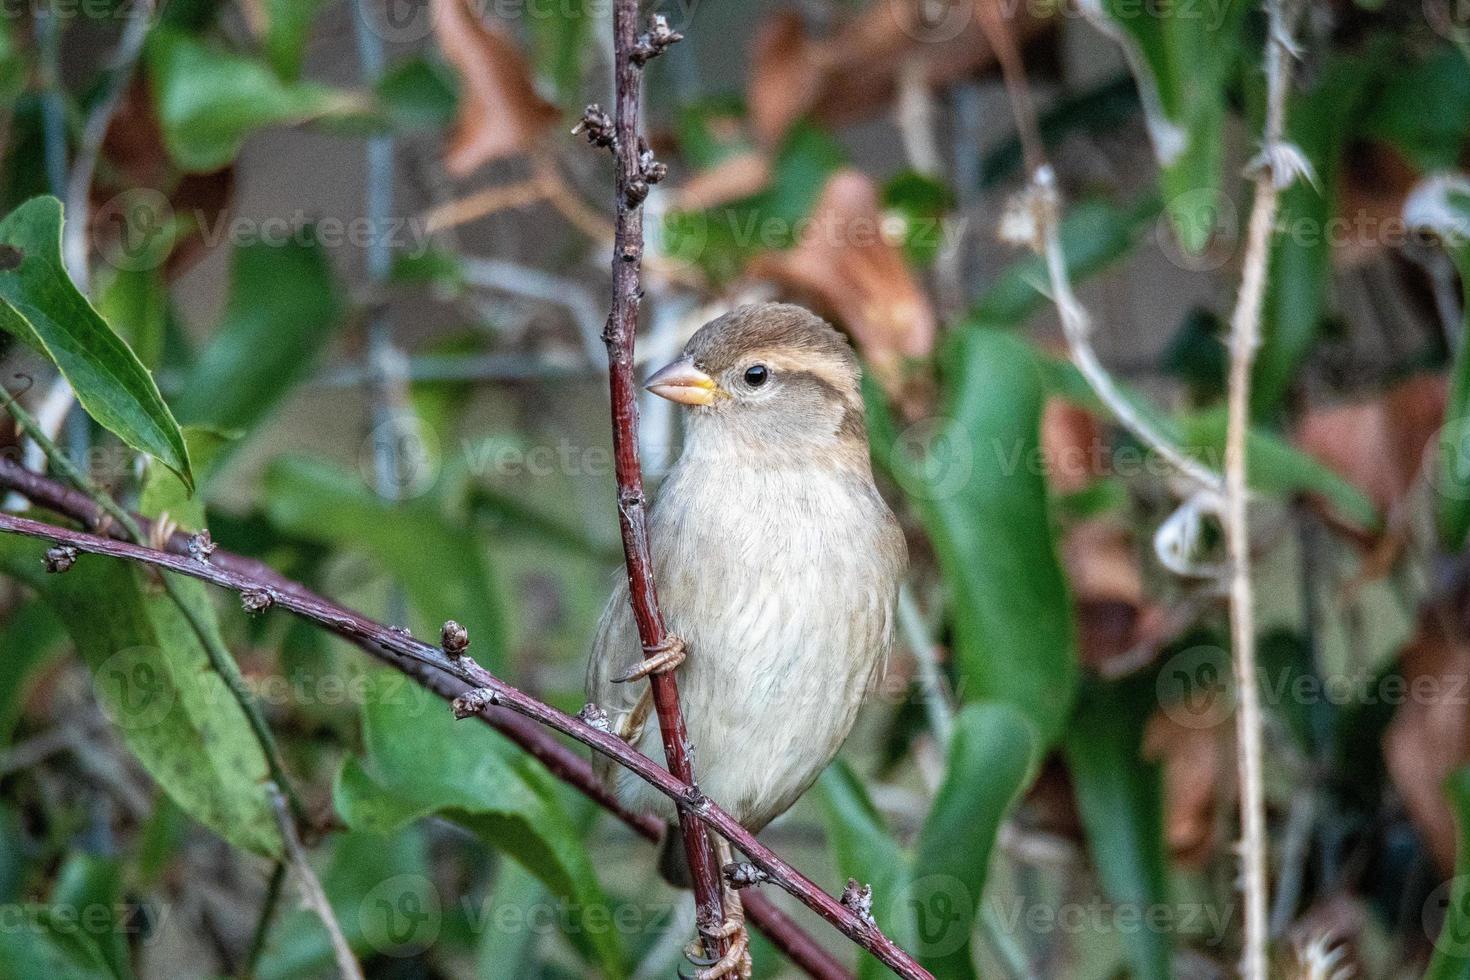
{"left": 644, "top": 357, "right": 719, "bottom": 406}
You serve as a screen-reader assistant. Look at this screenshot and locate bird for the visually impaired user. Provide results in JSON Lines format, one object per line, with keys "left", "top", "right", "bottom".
{"left": 585, "top": 302, "right": 907, "bottom": 979}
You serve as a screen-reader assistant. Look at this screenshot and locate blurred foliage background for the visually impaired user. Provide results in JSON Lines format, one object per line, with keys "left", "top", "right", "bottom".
{"left": 2, "top": 0, "right": 1470, "bottom": 977}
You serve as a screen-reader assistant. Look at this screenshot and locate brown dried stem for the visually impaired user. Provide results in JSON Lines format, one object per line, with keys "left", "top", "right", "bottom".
{"left": 0, "top": 461, "right": 909, "bottom": 979}
{"left": 592, "top": 0, "right": 730, "bottom": 962}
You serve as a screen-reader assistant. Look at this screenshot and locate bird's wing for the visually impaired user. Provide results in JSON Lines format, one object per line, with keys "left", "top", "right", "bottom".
{"left": 585, "top": 575, "right": 656, "bottom": 784}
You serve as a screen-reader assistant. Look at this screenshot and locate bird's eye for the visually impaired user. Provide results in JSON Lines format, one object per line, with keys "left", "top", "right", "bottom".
{"left": 744, "top": 364, "right": 769, "bottom": 387}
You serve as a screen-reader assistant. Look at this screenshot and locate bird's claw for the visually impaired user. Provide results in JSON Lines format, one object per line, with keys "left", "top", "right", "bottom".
{"left": 612, "top": 635, "right": 687, "bottom": 683}
{"left": 681, "top": 929, "right": 750, "bottom": 980}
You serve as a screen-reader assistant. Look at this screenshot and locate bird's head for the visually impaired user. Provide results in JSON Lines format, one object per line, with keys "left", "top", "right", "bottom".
{"left": 644, "top": 303, "right": 868, "bottom": 462}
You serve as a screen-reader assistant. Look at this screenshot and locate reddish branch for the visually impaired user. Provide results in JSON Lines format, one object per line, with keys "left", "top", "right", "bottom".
{"left": 0, "top": 459, "right": 844, "bottom": 979}
{"left": 583, "top": 0, "right": 732, "bottom": 958}
{"left": 0, "top": 463, "right": 928, "bottom": 979}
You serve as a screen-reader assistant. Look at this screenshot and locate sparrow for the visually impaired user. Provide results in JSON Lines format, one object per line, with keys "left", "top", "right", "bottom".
{"left": 585, "top": 303, "right": 906, "bottom": 979}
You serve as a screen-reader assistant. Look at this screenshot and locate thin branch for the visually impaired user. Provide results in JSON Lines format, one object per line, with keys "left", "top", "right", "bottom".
{"left": 590, "top": 1, "right": 731, "bottom": 963}
{"left": 62, "top": 0, "right": 156, "bottom": 291}
{"left": 2, "top": 395, "right": 308, "bottom": 823}
{"left": 242, "top": 860, "right": 287, "bottom": 980}
{"left": 1225, "top": 2, "right": 1303, "bottom": 975}
{"left": 977, "top": 9, "right": 1224, "bottom": 498}
{"left": 420, "top": 176, "right": 550, "bottom": 234}
{"left": 0, "top": 460, "right": 857, "bottom": 980}
{"left": 267, "top": 784, "right": 364, "bottom": 980}
{"left": 0, "top": 502, "right": 925, "bottom": 979}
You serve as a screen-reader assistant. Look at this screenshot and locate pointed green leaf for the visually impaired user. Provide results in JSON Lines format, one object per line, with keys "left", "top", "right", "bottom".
{"left": 146, "top": 27, "right": 359, "bottom": 172}
{"left": 907, "top": 330, "right": 1077, "bottom": 744}
{"left": 911, "top": 703, "right": 1039, "bottom": 979}
{"left": 0, "top": 537, "right": 281, "bottom": 859}
{"left": 1062, "top": 678, "right": 1172, "bottom": 980}
{"left": 1086, "top": 0, "right": 1245, "bottom": 253}
{"left": 335, "top": 678, "right": 627, "bottom": 977}
{"left": 0, "top": 197, "right": 192, "bottom": 490}
{"left": 816, "top": 762, "right": 916, "bottom": 980}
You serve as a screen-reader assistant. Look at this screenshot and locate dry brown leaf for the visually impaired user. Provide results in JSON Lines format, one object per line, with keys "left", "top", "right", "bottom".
{"left": 747, "top": 0, "right": 1053, "bottom": 147}
{"left": 1294, "top": 373, "right": 1446, "bottom": 522}
{"left": 97, "top": 79, "right": 235, "bottom": 280}
{"left": 1384, "top": 609, "right": 1470, "bottom": 873}
{"left": 1334, "top": 142, "right": 1422, "bottom": 269}
{"left": 749, "top": 169, "right": 936, "bottom": 391}
{"left": 1144, "top": 711, "right": 1222, "bottom": 867}
{"left": 672, "top": 151, "right": 772, "bottom": 212}
{"left": 432, "top": 0, "right": 559, "bottom": 177}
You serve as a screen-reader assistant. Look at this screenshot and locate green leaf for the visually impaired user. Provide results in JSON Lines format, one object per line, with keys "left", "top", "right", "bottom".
{"left": 1426, "top": 766, "right": 1470, "bottom": 980}
{"left": 172, "top": 235, "right": 344, "bottom": 441}
{"left": 0, "top": 904, "right": 120, "bottom": 980}
{"left": 816, "top": 762, "right": 915, "bottom": 980}
{"left": 907, "top": 330, "right": 1077, "bottom": 744}
{"left": 910, "top": 703, "right": 1038, "bottom": 979}
{"left": 0, "top": 600, "right": 64, "bottom": 745}
{"left": 1408, "top": 177, "right": 1470, "bottom": 549}
{"left": 335, "top": 678, "right": 627, "bottom": 976}
{"left": 376, "top": 57, "right": 459, "bottom": 132}
{"left": 49, "top": 855, "right": 133, "bottom": 980}
{"left": 882, "top": 171, "right": 953, "bottom": 266}
{"left": 1172, "top": 408, "right": 1379, "bottom": 530}
{"left": 1364, "top": 48, "right": 1470, "bottom": 171}
{"left": 1089, "top": 0, "right": 1245, "bottom": 253}
{"left": 0, "top": 197, "right": 193, "bottom": 490}
{"left": 263, "top": 0, "right": 329, "bottom": 81}
{"left": 528, "top": 0, "right": 593, "bottom": 108}
{"left": 1062, "top": 678, "right": 1172, "bottom": 980}
{"left": 965, "top": 195, "right": 1160, "bottom": 329}
{"left": 0, "top": 537, "right": 282, "bottom": 858}
{"left": 263, "top": 457, "right": 505, "bottom": 671}
{"left": 1253, "top": 54, "right": 1375, "bottom": 415}
{"left": 146, "top": 27, "right": 359, "bottom": 172}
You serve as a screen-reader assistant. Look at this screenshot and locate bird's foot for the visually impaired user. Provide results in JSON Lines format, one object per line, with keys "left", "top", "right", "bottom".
{"left": 613, "top": 635, "right": 687, "bottom": 683}
{"left": 682, "top": 919, "right": 751, "bottom": 980}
